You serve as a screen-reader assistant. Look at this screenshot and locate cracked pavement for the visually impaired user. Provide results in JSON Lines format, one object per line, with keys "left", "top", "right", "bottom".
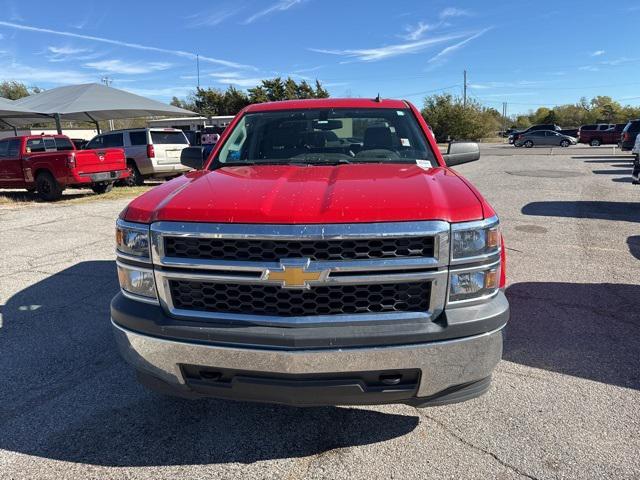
{"left": 0, "top": 144, "right": 639, "bottom": 479}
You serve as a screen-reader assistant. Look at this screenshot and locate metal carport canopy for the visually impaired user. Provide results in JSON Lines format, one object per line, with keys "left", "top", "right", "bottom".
{"left": 0, "top": 97, "right": 51, "bottom": 133}
{"left": 12, "top": 83, "right": 197, "bottom": 133}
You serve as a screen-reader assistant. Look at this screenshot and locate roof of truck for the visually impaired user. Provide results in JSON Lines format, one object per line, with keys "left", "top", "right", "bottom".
{"left": 1, "top": 134, "right": 69, "bottom": 141}
{"left": 245, "top": 98, "right": 410, "bottom": 112}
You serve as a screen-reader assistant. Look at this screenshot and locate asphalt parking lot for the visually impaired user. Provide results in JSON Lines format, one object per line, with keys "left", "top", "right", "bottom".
{"left": 1, "top": 144, "right": 638, "bottom": 480}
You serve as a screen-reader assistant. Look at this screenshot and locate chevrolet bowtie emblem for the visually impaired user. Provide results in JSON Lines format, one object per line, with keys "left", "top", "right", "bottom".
{"left": 266, "top": 260, "right": 325, "bottom": 289}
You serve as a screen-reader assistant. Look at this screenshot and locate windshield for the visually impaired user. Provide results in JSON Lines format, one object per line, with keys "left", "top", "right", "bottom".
{"left": 150, "top": 131, "right": 189, "bottom": 145}
{"left": 213, "top": 108, "right": 435, "bottom": 166}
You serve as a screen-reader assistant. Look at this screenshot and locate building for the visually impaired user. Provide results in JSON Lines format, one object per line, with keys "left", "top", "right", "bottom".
{"left": 147, "top": 115, "right": 235, "bottom": 132}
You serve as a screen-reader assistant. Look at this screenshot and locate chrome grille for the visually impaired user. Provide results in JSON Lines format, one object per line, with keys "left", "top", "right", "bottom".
{"left": 164, "top": 237, "right": 435, "bottom": 262}
{"left": 169, "top": 280, "right": 431, "bottom": 317}
{"left": 151, "top": 221, "right": 450, "bottom": 325}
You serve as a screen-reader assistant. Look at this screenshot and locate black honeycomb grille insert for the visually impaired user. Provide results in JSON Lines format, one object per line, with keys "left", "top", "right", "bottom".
{"left": 164, "top": 236, "right": 435, "bottom": 261}
{"left": 169, "top": 280, "right": 431, "bottom": 317}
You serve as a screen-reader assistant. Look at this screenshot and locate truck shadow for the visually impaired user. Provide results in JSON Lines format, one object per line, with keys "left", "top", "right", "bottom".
{"left": 522, "top": 201, "right": 640, "bottom": 223}
{"left": 628, "top": 236, "right": 640, "bottom": 260}
{"left": 504, "top": 282, "right": 639, "bottom": 390}
{"left": 0, "top": 261, "right": 418, "bottom": 467}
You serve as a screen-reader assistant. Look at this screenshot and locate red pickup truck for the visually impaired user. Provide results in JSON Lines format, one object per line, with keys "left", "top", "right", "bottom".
{"left": 0, "top": 134, "right": 128, "bottom": 200}
{"left": 111, "top": 98, "right": 509, "bottom": 408}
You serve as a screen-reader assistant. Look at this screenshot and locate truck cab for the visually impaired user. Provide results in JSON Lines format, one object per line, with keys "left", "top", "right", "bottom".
{"left": 111, "top": 98, "right": 509, "bottom": 407}
{"left": 0, "top": 134, "right": 128, "bottom": 200}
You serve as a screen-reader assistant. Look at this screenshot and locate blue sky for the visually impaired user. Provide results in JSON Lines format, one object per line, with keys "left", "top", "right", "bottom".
{"left": 1, "top": 0, "right": 639, "bottom": 115}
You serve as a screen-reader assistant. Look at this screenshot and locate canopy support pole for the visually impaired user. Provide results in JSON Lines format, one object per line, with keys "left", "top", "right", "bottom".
{"left": 85, "top": 112, "right": 101, "bottom": 135}
{"left": 0, "top": 119, "right": 18, "bottom": 135}
{"left": 54, "top": 113, "right": 62, "bottom": 134}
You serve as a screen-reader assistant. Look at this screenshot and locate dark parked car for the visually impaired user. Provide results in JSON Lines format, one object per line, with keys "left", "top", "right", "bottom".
{"left": 510, "top": 124, "right": 561, "bottom": 144}
{"left": 619, "top": 120, "right": 640, "bottom": 151}
{"left": 71, "top": 138, "right": 88, "bottom": 150}
{"left": 514, "top": 130, "right": 577, "bottom": 148}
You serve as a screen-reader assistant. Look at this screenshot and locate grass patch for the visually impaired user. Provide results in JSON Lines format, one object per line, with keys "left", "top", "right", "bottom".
{"left": 0, "top": 185, "right": 154, "bottom": 206}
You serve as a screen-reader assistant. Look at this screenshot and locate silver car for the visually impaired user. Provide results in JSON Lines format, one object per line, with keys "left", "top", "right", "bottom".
{"left": 85, "top": 128, "right": 191, "bottom": 185}
{"left": 514, "top": 130, "right": 577, "bottom": 148}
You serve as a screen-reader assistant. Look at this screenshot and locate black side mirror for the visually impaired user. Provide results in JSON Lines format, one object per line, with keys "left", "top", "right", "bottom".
{"left": 181, "top": 146, "right": 205, "bottom": 169}
{"left": 442, "top": 142, "right": 480, "bottom": 167}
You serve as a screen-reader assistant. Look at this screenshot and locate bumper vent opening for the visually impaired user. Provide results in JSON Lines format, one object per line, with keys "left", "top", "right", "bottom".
{"left": 169, "top": 280, "right": 431, "bottom": 317}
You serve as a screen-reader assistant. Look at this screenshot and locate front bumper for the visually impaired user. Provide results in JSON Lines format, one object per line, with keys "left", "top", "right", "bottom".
{"left": 112, "top": 316, "right": 505, "bottom": 407}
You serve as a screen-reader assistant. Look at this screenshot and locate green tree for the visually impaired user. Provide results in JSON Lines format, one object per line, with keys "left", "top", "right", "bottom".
{"left": 421, "top": 93, "right": 500, "bottom": 142}
{"left": 0, "top": 80, "right": 38, "bottom": 100}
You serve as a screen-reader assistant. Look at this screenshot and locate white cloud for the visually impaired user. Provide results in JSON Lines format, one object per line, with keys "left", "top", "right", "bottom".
{"left": 590, "top": 50, "right": 605, "bottom": 56}
{"left": 310, "top": 32, "right": 468, "bottom": 62}
{"left": 579, "top": 65, "right": 599, "bottom": 72}
{"left": 401, "top": 22, "right": 430, "bottom": 41}
{"left": 0, "top": 20, "right": 256, "bottom": 70}
{"left": 84, "top": 59, "right": 172, "bottom": 75}
{"left": 439, "top": 7, "right": 471, "bottom": 19}
{"left": 125, "top": 86, "right": 195, "bottom": 99}
{"left": 212, "top": 76, "right": 265, "bottom": 88}
{"left": 186, "top": 7, "right": 242, "bottom": 27}
{"left": 243, "top": 0, "right": 306, "bottom": 24}
{"left": 428, "top": 28, "right": 491, "bottom": 63}
{"left": 208, "top": 71, "right": 244, "bottom": 78}
{"left": 48, "top": 46, "right": 88, "bottom": 56}
{"left": 600, "top": 57, "right": 633, "bottom": 66}
{"left": 46, "top": 45, "right": 93, "bottom": 62}
{"left": 0, "top": 60, "right": 95, "bottom": 84}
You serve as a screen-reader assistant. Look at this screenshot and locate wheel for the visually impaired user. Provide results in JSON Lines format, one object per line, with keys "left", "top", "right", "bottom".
{"left": 590, "top": 139, "right": 601, "bottom": 147}
{"left": 91, "top": 182, "right": 114, "bottom": 194}
{"left": 120, "top": 161, "right": 144, "bottom": 186}
{"left": 514, "top": 143, "right": 522, "bottom": 148}
{"left": 524, "top": 140, "right": 534, "bottom": 148}
{"left": 560, "top": 140, "right": 570, "bottom": 147}
{"left": 36, "top": 172, "right": 63, "bottom": 201}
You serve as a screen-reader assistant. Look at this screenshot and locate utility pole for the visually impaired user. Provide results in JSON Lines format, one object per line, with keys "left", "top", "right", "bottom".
{"left": 502, "top": 102, "right": 508, "bottom": 139}
{"left": 197, "top": 54, "right": 200, "bottom": 90}
{"left": 463, "top": 70, "right": 467, "bottom": 108}
{"left": 101, "top": 76, "right": 115, "bottom": 131}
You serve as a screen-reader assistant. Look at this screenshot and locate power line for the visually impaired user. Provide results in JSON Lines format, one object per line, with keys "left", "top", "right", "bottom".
{"left": 392, "top": 83, "right": 461, "bottom": 98}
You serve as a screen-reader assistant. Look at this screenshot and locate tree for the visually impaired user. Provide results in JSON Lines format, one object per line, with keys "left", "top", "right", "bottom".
{"left": 421, "top": 93, "right": 500, "bottom": 141}
{"left": 0, "top": 80, "right": 37, "bottom": 100}
{"left": 172, "top": 77, "right": 332, "bottom": 116}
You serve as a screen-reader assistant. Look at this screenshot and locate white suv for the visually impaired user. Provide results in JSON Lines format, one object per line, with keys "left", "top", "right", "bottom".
{"left": 85, "top": 128, "right": 191, "bottom": 185}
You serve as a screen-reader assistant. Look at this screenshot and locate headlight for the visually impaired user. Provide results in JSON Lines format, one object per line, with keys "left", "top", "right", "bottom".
{"left": 117, "top": 262, "right": 158, "bottom": 303}
{"left": 116, "top": 219, "right": 150, "bottom": 259}
{"left": 448, "top": 262, "right": 501, "bottom": 304}
{"left": 451, "top": 216, "right": 500, "bottom": 263}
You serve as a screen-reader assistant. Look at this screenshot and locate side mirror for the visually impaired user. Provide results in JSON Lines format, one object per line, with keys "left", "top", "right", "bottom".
{"left": 181, "top": 146, "right": 205, "bottom": 169}
{"left": 442, "top": 142, "right": 480, "bottom": 167}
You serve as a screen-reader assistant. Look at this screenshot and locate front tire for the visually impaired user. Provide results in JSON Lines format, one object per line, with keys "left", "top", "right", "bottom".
{"left": 524, "top": 140, "right": 534, "bottom": 148}
{"left": 560, "top": 140, "right": 570, "bottom": 147}
{"left": 590, "top": 139, "right": 601, "bottom": 147}
{"left": 91, "top": 182, "right": 114, "bottom": 194}
{"left": 36, "top": 172, "right": 63, "bottom": 201}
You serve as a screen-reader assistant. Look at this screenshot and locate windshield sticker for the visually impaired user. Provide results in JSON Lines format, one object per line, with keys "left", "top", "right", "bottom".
{"left": 400, "top": 138, "right": 411, "bottom": 147}
{"left": 396, "top": 110, "right": 405, "bottom": 116}
{"left": 416, "top": 160, "right": 432, "bottom": 170}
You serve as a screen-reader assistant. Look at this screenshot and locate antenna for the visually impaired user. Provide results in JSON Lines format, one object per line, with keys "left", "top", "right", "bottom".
{"left": 374, "top": 93, "right": 381, "bottom": 102}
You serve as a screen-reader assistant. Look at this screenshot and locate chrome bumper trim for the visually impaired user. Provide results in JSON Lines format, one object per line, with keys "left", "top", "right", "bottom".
{"left": 112, "top": 320, "right": 504, "bottom": 397}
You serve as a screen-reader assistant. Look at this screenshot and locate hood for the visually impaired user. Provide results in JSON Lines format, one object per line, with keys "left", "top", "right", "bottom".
{"left": 124, "top": 164, "right": 485, "bottom": 224}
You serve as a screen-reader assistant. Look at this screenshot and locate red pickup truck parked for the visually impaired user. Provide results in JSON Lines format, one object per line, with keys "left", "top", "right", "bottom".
{"left": 111, "top": 98, "right": 509, "bottom": 408}
{"left": 0, "top": 134, "right": 128, "bottom": 200}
